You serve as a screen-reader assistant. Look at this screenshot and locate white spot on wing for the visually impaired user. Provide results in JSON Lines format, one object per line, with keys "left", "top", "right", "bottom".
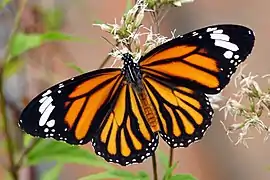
{"left": 39, "top": 96, "right": 47, "bottom": 103}
{"left": 210, "top": 33, "right": 230, "bottom": 41}
{"left": 234, "top": 54, "right": 239, "bottom": 59}
{"left": 214, "top": 40, "right": 239, "bottom": 51}
{"left": 39, "top": 104, "right": 55, "bottom": 126}
{"left": 39, "top": 96, "right": 53, "bottom": 114}
{"left": 213, "top": 29, "right": 223, "bottom": 34}
{"left": 42, "top": 90, "right": 52, "bottom": 97}
{"left": 192, "top": 32, "right": 199, "bottom": 36}
{"left": 46, "top": 119, "right": 55, "bottom": 127}
{"left": 224, "top": 51, "right": 233, "bottom": 59}
{"left": 59, "top": 83, "right": 64, "bottom": 88}
{"left": 206, "top": 27, "right": 217, "bottom": 32}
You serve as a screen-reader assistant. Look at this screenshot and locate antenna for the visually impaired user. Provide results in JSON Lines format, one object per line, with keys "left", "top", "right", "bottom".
{"left": 101, "top": 36, "right": 123, "bottom": 56}
{"left": 100, "top": 37, "right": 126, "bottom": 68}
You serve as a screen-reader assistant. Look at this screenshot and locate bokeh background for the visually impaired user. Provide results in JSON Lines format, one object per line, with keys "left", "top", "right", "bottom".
{"left": 0, "top": 0, "right": 269, "bottom": 180}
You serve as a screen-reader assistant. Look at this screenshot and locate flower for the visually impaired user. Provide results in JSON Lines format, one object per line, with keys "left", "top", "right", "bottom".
{"left": 221, "top": 69, "right": 270, "bottom": 147}
{"left": 94, "top": 0, "right": 148, "bottom": 47}
{"left": 94, "top": 0, "right": 194, "bottom": 60}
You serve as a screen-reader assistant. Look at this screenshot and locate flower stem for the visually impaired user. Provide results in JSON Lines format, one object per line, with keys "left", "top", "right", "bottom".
{"left": 152, "top": 152, "right": 158, "bottom": 180}
{"left": 0, "top": 70, "right": 17, "bottom": 179}
{"left": 15, "top": 139, "right": 41, "bottom": 171}
{"left": 169, "top": 147, "right": 174, "bottom": 167}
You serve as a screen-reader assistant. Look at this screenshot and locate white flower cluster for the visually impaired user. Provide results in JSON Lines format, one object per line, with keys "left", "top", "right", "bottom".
{"left": 220, "top": 67, "right": 270, "bottom": 147}
{"left": 94, "top": 0, "right": 193, "bottom": 65}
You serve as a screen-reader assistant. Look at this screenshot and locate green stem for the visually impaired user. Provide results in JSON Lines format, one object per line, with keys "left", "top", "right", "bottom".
{"left": 152, "top": 153, "right": 158, "bottom": 180}
{"left": 0, "top": 0, "right": 28, "bottom": 179}
{"left": 169, "top": 147, "right": 173, "bottom": 167}
{"left": 15, "top": 139, "right": 41, "bottom": 171}
{"left": 0, "top": 69, "right": 17, "bottom": 180}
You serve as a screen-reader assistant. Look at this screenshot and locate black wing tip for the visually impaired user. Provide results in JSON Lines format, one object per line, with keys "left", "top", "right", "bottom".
{"left": 199, "top": 23, "right": 255, "bottom": 40}
{"left": 205, "top": 23, "right": 253, "bottom": 31}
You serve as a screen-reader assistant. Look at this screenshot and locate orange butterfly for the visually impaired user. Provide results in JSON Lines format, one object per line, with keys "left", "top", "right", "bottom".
{"left": 19, "top": 24, "right": 255, "bottom": 166}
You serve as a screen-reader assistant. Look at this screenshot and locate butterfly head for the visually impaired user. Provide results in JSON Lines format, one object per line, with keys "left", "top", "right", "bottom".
{"left": 121, "top": 53, "right": 133, "bottom": 62}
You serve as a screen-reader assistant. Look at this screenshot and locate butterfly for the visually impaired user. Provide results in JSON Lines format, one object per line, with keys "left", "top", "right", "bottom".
{"left": 19, "top": 24, "right": 255, "bottom": 166}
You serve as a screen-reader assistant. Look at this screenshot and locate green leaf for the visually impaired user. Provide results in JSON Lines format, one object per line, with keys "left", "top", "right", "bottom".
{"left": 169, "top": 174, "right": 197, "bottom": 180}
{"left": 26, "top": 140, "right": 113, "bottom": 170}
{"left": 163, "top": 162, "right": 178, "bottom": 180}
{"left": 23, "top": 134, "right": 33, "bottom": 147}
{"left": 80, "top": 169, "right": 149, "bottom": 180}
{"left": 41, "top": 32, "right": 75, "bottom": 42}
{"left": 3, "top": 58, "right": 24, "bottom": 78}
{"left": 10, "top": 32, "right": 76, "bottom": 58}
{"left": 156, "top": 148, "right": 169, "bottom": 168}
{"left": 10, "top": 33, "right": 42, "bottom": 58}
{"left": 42, "top": 32, "right": 91, "bottom": 43}
{"left": 66, "top": 62, "right": 85, "bottom": 74}
{"left": 79, "top": 171, "right": 118, "bottom": 180}
{"left": 41, "top": 163, "right": 63, "bottom": 180}
{"left": 137, "top": 171, "right": 149, "bottom": 179}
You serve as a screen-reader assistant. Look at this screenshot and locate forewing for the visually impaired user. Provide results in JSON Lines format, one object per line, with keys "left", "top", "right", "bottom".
{"left": 140, "top": 24, "right": 255, "bottom": 94}
{"left": 19, "top": 68, "right": 123, "bottom": 145}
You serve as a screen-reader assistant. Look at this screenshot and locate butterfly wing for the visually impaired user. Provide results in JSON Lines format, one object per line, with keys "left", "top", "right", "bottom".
{"left": 143, "top": 76, "right": 213, "bottom": 147}
{"left": 19, "top": 68, "right": 124, "bottom": 145}
{"left": 19, "top": 68, "right": 158, "bottom": 165}
{"left": 140, "top": 24, "right": 255, "bottom": 94}
{"left": 139, "top": 24, "right": 254, "bottom": 147}
{"left": 93, "top": 83, "right": 158, "bottom": 166}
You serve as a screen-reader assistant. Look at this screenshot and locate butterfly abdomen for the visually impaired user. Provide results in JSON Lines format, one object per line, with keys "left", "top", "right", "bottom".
{"left": 137, "top": 90, "right": 160, "bottom": 132}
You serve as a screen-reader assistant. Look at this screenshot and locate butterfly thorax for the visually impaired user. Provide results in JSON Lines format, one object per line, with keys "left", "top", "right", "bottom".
{"left": 121, "top": 53, "right": 142, "bottom": 89}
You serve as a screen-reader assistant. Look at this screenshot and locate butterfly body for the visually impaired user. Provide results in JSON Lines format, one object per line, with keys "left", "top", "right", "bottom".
{"left": 121, "top": 53, "right": 160, "bottom": 131}
{"left": 121, "top": 53, "right": 142, "bottom": 87}
{"left": 19, "top": 24, "right": 255, "bottom": 166}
